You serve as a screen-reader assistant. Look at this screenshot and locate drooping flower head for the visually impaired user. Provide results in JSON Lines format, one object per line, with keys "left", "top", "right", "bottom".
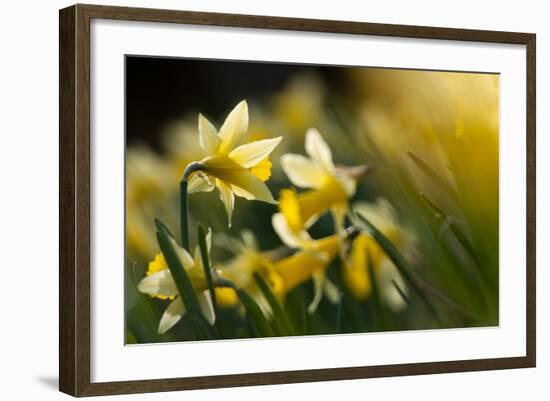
{"left": 214, "top": 231, "right": 285, "bottom": 314}
{"left": 272, "top": 213, "right": 342, "bottom": 313}
{"left": 185, "top": 100, "right": 282, "bottom": 225}
{"left": 215, "top": 228, "right": 340, "bottom": 315}
{"left": 137, "top": 229, "right": 217, "bottom": 334}
{"left": 278, "top": 128, "right": 368, "bottom": 236}
{"left": 343, "top": 199, "right": 416, "bottom": 311}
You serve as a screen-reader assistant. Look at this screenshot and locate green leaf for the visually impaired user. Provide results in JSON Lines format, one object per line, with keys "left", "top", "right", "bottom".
{"left": 154, "top": 218, "right": 174, "bottom": 238}
{"left": 420, "top": 193, "right": 477, "bottom": 262}
{"left": 391, "top": 279, "right": 411, "bottom": 307}
{"left": 366, "top": 251, "right": 391, "bottom": 330}
{"left": 156, "top": 229, "right": 215, "bottom": 339}
{"left": 197, "top": 224, "right": 221, "bottom": 336}
{"left": 407, "top": 151, "right": 459, "bottom": 203}
{"left": 235, "top": 288, "right": 274, "bottom": 337}
{"left": 253, "top": 273, "right": 296, "bottom": 336}
{"left": 353, "top": 210, "right": 441, "bottom": 323}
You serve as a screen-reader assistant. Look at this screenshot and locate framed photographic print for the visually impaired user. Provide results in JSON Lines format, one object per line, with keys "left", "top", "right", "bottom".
{"left": 59, "top": 4, "right": 536, "bottom": 397}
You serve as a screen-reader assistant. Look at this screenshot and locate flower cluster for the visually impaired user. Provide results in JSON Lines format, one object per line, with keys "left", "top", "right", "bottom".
{"left": 135, "top": 100, "right": 415, "bottom": 335}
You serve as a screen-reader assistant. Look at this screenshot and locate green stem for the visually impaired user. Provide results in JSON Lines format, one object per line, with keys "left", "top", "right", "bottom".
{"left": 180, "top": 161, "right": 205, "bottom": 250}
{"left": 180, "top": 180, "right": 189, "bottom": 250}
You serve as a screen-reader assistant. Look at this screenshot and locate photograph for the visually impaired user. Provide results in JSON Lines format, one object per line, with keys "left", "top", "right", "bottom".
{"left": 124, "top": 56, "right": 500, "bottom": 344}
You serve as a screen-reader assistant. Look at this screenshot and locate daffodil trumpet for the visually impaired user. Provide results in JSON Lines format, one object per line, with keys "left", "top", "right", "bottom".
{"left": 279, "top": 128, "right": 370, "bottom": 238}
{"left": 272, "top": 213, "right": 362, "bottom": 313}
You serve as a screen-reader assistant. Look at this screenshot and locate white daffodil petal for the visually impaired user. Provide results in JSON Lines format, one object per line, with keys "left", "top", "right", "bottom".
{"left": 218, "top": 100, "right": 249, "bottom": 154}
{"left": 280, "top": 154, "right": 326, "bottom": 189}
{"left": 272, "top": 213, "right": 311, "bottom": 248}
{"left": 137, "top": 269, "right": 178, "bottom": 298}
{"left": 378, "top": 260, "right": 408, "bottom": 312}
{"left": 335, "top": 172, "right": 357, "bottom": 196}
{"left": 205, "top": 227, "right": 213, "bottom": 253}
{"left": 217, "top": 180, "right": 235, "bottom": 226}
{"left": 324, "top": 278, "right": 342, "bottom": 304}
{"left": 240, "top": 230, "right": 258, "bottom": 250}
{"left": 228, "top": 137, "right": 282, "bottom": 168}
{"left": 187, "top": 173, "right": 215, "bottom": 193}
{"left": 198, "top": 290, "right": 216, "bottom": 325}
{"left": 308, "top": 270, "right": 326, "bottom": 314}
{"left": 158, "top": 298, "right": 186, "bottom": 334}
{"left": 226, "top": 170, "right": 277, "bottom": 204}
{"left": 198, "top": 113, "right": 220, "bottom": 154}
{"left": 166, "top": 235, "right": 195, "bottom": 270}
{"left": 305, "top": 128, "right": 334, "bottom": 172}
{"left": 354, "top": 198, "right": 398, "bottom": 232}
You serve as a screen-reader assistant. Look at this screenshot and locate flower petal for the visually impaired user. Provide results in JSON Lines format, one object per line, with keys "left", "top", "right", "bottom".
{"left": 281, "top": 154, "right": 327, "bottom": 189}
{"left": 158, "top": 298, "right": 186, "bottom": 334}
{"left": 324, "top": 278, "right": 341, "bottom": 304}
{"left": 271, "top": 213, "right": 311, "bottom": 249}
{"left": 353, "top": 198, "right": 398, "bottom": 233}
{"left": 205, "top": 227, "right": 213, "bottom": 253}
{"left": 198, "top": 113, "right": 220, "bottom": 154}
{"left": 305, "top": 128, "right": 334, "bottom": 172}
{"left": 217, "top": 100, "right": 249, "bottom": 154}
{"left": 226, "top": 170, "right": 277, "bottom": 204}
{"left": 229, "top": 137, "right": 282, "bottom": 168}
{"left": 335, "top": 172, "right": 357, "bottom": 196}
{"left": 137, "top": 269, "right": 178, "bottom": 298}
{"left": 187, "top": 173, "right": 215, "bottom": 193}
{"left": 308, "top": 270, "right": 326, "bottom": 313}
{"left": 217, "top": 179, "right": 235, "bottom": 226}
{"left": 198, "top": 290, "right": 216, "bottom": 325}
{"left": 378, "top": 260, "right": 408, "bottom": 312}
{"left": 167, "top": 234, "right": 195, "bottom": 270}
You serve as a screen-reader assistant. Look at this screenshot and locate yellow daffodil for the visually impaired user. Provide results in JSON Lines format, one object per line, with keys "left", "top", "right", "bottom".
{"left": 216, "top": 229, "right": 340, "bottom": 314}
{"left": 137, "top": 230, "right": 217, "bottom": 334}
{"left": 343, "top": 199, "right": 415, "bottom": 312}
{"left": 272, "top": 213, "right": 342, "bottom": 312}
{"left": 278, "top": 128, "right": 368, "bottom": 235}
{"left": 274, "top": 235, "right": 341, "bottom": 313}
{"left": 214, "top": 231, "right": 285, "bottom": 314}
{"left": 185, "top": 100, "right": 282, "bottom": 225}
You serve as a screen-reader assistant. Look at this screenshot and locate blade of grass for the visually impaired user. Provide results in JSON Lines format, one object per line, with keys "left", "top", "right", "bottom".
{"left": 234, "top": 287, "right": 274, "bottom": 337}
{"left": 197, "top": 224, "right": 221, "bottom": 337}
{"left": 154, "top": 218, "right": 175, "bottom": 239}
{"left": 420, "top": 193, "right": 477, "bottom": 260}
{"left": 366, "top": 251, "right": 391, "bottom": 330}
{"left": 156, "top": 228, "right": 215, "bottom": 339}
{"left": 353, "top": 210, "right": 441, "bottom": 324}
{"left": 253, "top": 273, "right": 296, "bottom": 336}
{"left": 391, "top": 279, "right": 411, "bottom": 307}
{"left": 420, "top": 193, "right": 488, "bottom": 312}
{"left": 407, "top": 151, "right": 459, "bottom": 203}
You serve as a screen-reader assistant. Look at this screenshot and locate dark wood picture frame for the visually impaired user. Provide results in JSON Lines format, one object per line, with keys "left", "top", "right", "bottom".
{"left": 59, "top": 3, "right": 536, "bottom": 397}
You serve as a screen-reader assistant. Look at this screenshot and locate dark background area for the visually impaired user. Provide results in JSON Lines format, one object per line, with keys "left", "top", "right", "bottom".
{"left": 125, "top": 56, "right": 348, "bottom": 149}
